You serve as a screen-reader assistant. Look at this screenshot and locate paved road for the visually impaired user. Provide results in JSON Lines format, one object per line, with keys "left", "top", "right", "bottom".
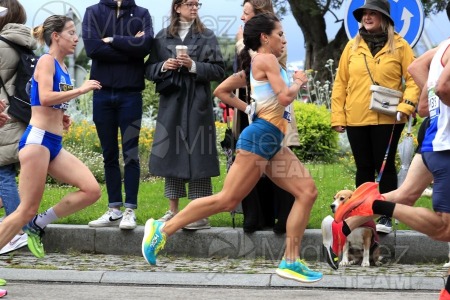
{"left": 1, "top": 252, "right": 448, "bottom": 299}
{"left": 2, "top": 282, "right": 442, "bottom": 300}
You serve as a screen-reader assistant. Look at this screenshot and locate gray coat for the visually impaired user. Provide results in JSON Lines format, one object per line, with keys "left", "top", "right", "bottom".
{"left": 0, "top": 24, "right": 37, "bottom": 166}
{"left": 145, "top": 26, "right": 225, "bottom": 180}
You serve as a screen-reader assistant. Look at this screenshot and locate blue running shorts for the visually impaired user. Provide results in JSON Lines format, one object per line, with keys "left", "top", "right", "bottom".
{"left": 422, "top": 150, "right": 450, "bottom": 213}
{"left": 236, "top": 117, "right": 284, "bottom": 161}
{"left": 19, "top": 125, "right": 63, "bottom": 161}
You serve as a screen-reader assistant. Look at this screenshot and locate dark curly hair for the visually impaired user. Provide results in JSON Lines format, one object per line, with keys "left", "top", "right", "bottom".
{"left": 238, "top": 13, "right": 279, "bottom": 103}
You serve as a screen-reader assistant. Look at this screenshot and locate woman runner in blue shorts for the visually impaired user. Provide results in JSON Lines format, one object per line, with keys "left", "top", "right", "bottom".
{"left": 142, "top": 13, "right": 323, "bottom": 284}
{"left": 0, "top": 15, "right": 102, "bottom": 258}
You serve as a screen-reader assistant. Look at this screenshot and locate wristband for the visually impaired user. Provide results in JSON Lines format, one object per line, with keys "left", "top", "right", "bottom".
{"left": 245, "top": 104, "right": 251, "bottom": 115}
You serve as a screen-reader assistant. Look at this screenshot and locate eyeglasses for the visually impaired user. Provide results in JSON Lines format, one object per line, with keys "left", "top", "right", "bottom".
{"left": 182, "top": 2, "right": 202, "bottom": 9}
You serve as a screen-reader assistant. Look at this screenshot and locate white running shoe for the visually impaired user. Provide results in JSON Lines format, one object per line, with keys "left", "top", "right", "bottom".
{"left": 0, "top": 233, "right": 28, "bottom": 255}
{"left": 119, "top": 208, "right": 137, "bottom": 230}
{"left": 158, "top": 210, "right": 176, "bottom": 222}
{"left": 88, "top": 209, "right": 122, "bottom": 227}
{"left": 421, "top": 187, "right": 433, "bottom": 198}
{"left": 183, "top": 218, "right": 211, "bottom": 231}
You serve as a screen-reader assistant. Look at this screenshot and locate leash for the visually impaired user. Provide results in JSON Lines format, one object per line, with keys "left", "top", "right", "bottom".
{"left": 375, "top": 119, "right": 397, "bottom": 183}
{"left": 375, "top": 118, "right": 400, "bottom": 252}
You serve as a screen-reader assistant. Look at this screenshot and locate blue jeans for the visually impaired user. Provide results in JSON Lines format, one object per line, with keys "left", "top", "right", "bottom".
{"left": 0, "top": 163, "right": 20, "bottom": 216}
{"left": 93, "top": 89, "right": 143, "bottom": 209}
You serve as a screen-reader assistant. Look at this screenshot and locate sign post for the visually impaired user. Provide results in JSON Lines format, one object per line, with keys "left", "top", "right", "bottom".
{"left": 344, "top": 0, "right": 424, "bottom": 47}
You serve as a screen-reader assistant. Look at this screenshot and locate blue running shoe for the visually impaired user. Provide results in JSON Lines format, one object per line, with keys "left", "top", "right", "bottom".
{"left": 276, "top": 258, "right": 323, "bottom": 283}
{"left": 142, "top": 218, "right": 166, "bottom": 265}
{"left": 24, "top": 216, "right": 45, "bottom": 258}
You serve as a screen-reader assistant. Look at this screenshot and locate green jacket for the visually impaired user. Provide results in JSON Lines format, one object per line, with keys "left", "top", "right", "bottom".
{"left": 331, "top": 33, "right": 420, "bottom": 127}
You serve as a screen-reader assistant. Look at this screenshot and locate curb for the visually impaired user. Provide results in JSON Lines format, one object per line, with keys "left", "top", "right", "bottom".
{"left": 0, "top": 268, "right": 445, "bottom": 290}
{"left": 43, "top": 225, "right": 449, "bottom": 264}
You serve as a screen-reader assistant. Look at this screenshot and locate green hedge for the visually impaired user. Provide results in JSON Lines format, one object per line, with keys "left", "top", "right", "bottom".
{"left": 292, "top": 101, "right": 338, "bottom": 163}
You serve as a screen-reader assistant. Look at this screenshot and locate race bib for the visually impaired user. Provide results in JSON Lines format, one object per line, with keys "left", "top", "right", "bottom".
{"left": 52, "top": 82, "right": 73, "bottom": 110}
{"left": 428, "top": 86, "right": 440, "bottom": 118}
{"left": 283, "top": 105, "right": 292, "bottom": 122}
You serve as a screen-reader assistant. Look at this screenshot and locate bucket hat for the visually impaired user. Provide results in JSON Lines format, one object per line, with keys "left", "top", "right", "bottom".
{"left": 353, "top": 0, "right": 394, "bottom": 25}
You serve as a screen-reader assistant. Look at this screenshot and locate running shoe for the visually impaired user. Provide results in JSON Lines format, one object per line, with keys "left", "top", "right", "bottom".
{"left": 142, "top": 218, "right": 166, "bottom": 265}
{"left": 440, "top": 289, "right": 450, "bottom": 300}
{"left": 119, "top": 208, "right": 137, "bottom": 230}
{"left": 0, "top": 289, "right": 6, "bottom": 298}
{"left": 158, "top": 210, "right": 176, "bottom": 222}
{"left": 0, "top": 233, "right": 28, "bottom": 255}
{"left": 276, "top": 258, "right": 323, "bottom": 283}
{"left": 335, "top": 182, "right": 384, "bottom": 222}
{"left": 24, "top": 216, "right": 45, "bottom": 258}
{"left": 321, "top": 215, "right": 346, "bottom": 270}
{"left": 88, "top": 209, "right": 122, "bottom": 227}
{"left": 376, "top": 216, "right": 393, "bottom": 234}
{"left": 421, "top": 187, "right": 433, "bottom": 197}
{"left": 0, "top": 278, "right": 5, "bottom": 286}
{"left": 183, "top": 218, "right": 211, "bottom": 231}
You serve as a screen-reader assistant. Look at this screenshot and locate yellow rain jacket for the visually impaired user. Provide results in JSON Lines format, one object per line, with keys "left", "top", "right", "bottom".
{"left": 331, "top": 33, "right": 420, "bottom": 127}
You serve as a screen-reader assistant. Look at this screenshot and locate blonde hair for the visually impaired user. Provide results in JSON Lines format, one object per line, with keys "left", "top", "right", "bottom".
{"left": 32, "top": 25, "right": 45, "bottom": 45}
{"left": 352, "top": 17, "right": 395, "bottom": 54}
{"left": 32, "top": 15, "right": 72, "bottom": 46}
{"left": 242, "top": 0, "right": 274, "bottom": 15}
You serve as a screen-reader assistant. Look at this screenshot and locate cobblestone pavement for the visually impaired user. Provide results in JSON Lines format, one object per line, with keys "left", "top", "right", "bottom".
{"left": 0, "top": 251, "right": 449, "bottom": 280}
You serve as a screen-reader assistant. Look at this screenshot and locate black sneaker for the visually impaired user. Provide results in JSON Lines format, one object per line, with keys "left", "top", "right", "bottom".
{"left": 376, "top": 216, "right": 392, "bottom": 234}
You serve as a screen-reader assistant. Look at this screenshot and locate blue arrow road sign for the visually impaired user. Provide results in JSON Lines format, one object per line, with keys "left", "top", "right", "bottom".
{"left": 344, "top": 0, "right": 424, "bottom": 47}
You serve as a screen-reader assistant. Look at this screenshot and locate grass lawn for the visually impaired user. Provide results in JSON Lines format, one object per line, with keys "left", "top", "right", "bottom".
{"left": 36, "top": 160, "right": 432, "bottom": 230}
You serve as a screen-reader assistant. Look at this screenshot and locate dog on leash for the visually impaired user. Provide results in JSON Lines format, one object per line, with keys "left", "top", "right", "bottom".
{"left": 331, "top": 190, "right": 381, "bottom": 267}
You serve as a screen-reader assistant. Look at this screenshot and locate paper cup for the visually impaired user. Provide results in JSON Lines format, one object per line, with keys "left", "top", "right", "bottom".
{"left": 176, "top": 45, "right": 188, "bottom": 56}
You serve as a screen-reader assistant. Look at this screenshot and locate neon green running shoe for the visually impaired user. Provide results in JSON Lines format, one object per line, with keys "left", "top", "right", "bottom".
{"left": 276, "top": 258, "right": 323, "bottom": 283}
{"left": 142, "top": 218, "right": 166, "bottom": 265}
{"left": 24, "top": 216, "right": 45, "bottom": 258}
{"left": 0, "top": 278, "right": 6, "bottom": 286}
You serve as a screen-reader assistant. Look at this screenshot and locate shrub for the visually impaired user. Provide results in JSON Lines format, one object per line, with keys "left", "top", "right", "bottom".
{"left": 292, "top": 101, "right": 338, "bottom": 163}
{"left": 64, "top": 144, "right": 105, "bottom": 182}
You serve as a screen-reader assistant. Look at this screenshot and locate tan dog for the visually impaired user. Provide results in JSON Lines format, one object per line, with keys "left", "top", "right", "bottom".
{"left": 331, "top": 190, "right": 381, "bottom": 267}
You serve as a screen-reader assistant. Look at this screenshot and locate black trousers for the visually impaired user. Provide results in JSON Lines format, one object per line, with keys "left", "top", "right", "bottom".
{"left": 346, "top": 124, "right": 405, "bottom": 193}
{"left": 242, "top": 176, "right": 294, "bottom": 234}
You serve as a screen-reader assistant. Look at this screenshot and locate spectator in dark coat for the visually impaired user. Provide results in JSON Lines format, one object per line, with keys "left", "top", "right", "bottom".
{"left": 145, "top": 0, "right": 225, "bottom": 230}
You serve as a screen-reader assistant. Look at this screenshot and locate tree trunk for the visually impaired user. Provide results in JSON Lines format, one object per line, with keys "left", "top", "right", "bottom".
{"left": 287, "top": 0, "right": 348, "bottom": 81}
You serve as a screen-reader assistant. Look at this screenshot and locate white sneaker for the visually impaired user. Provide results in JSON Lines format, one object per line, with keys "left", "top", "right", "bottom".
{"left": 119, "top": 208, "right": 137, "bottom": 230}
{"left": 88, "top": 209, "right": 122, "bottom": 227}
{"left": 421, "top": 187, "right": 433, "bottom": 198}
{"left": 0, "top": 233, "right": 28, "bottom": 255}
{"left": 158, "top": 210, "right": 176, "bottom": 222}
{"left": 183, "top": 218, "right": 211, "bottom": 231}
